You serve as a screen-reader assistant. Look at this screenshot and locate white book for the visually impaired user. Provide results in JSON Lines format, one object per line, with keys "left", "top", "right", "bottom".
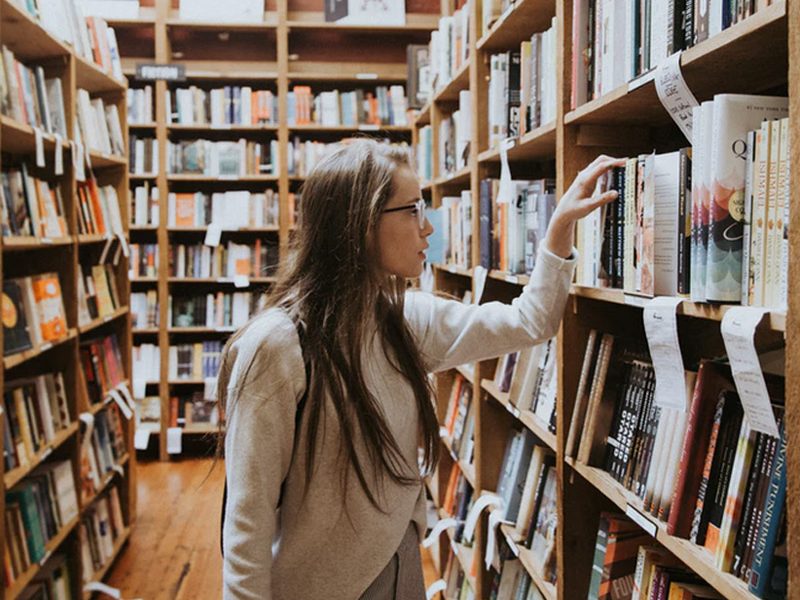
{"left": 51, "top": 460, "right": 79, "bottom": 524}
{"left": 105, "top": 27, "right": 123, "bottom": 81}
{"left": 652, "top": 151, "right": 682, "bottom": 297}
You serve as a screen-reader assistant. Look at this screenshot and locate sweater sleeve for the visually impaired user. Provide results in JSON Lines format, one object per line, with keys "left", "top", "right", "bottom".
{"left": 405, "top": 246, "right": 577, "bottom": 373}
{"left": 222, "top": 315, "right": 306, "bottom": 600}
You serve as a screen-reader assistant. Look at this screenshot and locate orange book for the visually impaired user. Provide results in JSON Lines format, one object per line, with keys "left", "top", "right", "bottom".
{"left": 85, "top": 17, "right": 104, "bottom": 67}
{"left": 86, "top": 179, "right": 107, "bottom": 234}
{"left": 441, "top": 464, "right": 460, "bottom": 515}
{"left": 30, "top": 274, "right": 67, "bottom": 341}
{"left": 174, "top": 193, "right": 196, "bottom": 227}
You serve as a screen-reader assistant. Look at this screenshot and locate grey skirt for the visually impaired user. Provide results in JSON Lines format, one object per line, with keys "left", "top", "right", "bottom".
{"left": 359, "top": 523, "right": 426, "bottom": 600}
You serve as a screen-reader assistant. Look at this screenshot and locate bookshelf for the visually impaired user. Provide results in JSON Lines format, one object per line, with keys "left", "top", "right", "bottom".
{"left": 108, "top": 0, "right": 437, "bottom": 459}
{"left": 0, "top": 0, "right": 134, "bottom": 598}
{"left": 412, "top": 0, "right": 797, "bottom": 599}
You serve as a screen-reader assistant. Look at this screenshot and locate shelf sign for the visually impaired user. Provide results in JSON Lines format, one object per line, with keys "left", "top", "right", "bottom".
{"left": 136, "top": 63, "right": 186, "bottom": 82}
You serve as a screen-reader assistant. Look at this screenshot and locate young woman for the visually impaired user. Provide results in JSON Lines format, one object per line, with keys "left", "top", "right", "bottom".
{"left": 218, "top": 139, "right": 622, "bottom": 599}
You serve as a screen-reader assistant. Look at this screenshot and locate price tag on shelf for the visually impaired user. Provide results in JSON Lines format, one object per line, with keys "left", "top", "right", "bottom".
{"left": 721, "top": 307, "right": 779, "bottom": 437}
{"left": 654, "top": 52, "right": 699, "bottom": 143}
{"left": 625, "top": 504, "right": 658, "bottom": 537}
{"left": 422, "top": 517, "right": 458, "bottom": 548}
{"left": 473, "top": 265, "right": 488, "bottom": 304}
{"left": 54, "top": 134, "right": 64, "bottom": 175}
{"left": 205, "top": 222, "right": 222, "bottom": 247}
{"left": 496, "top": 137, "right": 516, "bottom": 204}
{"left": 358, "top": 124, "right": 380, "bottom": 131}
{"left": 426, "top": 580, "right": 446, "bottom": 600}
{"left": 233, "top": 274, "right": 250, "bottom": 288}
{"left": 34, "top": 127, "right": 46, "bottom": 167}
{"left": 643, "top": 297, "right": 688, "bottom": 411}
{"left": 167, "top": 426, "right": 183, "bottom": 454}
{"left": 134, "top": 428, "right": 151, "bottom": 451}
{"left": 356, "top": 73, "right": 378, "bottom": 80}
{"left": 133, "top": 378, "right": 147, "bottom": 399}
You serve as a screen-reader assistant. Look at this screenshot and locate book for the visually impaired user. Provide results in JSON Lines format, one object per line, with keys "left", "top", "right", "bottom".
{"left": 2, "top": 279, "right": 34, "bottom": 355}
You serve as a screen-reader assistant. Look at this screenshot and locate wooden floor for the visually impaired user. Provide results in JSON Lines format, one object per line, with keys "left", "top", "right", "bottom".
{"left": 106, "top": 458, "right": 439, "bottom": 598}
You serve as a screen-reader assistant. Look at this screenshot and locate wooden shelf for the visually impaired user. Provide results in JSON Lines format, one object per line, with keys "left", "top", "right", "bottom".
{"left": 168, "top": 326, "right": 237, "bottom": 334}
{"left": 129, "top": 225, "right": 159, "bottom": 233}
{"left": 167, "top": 123, "right": 279, "bottom": 133}
{"left": 82, "top": 454, "right": 130, "bottom": 510}
{"left": 433, "top": 60, "right": 470, "bottom": 103}
{"left": 565, "top": 1, "right": 788, "bottom": 126}
{"left": 288, "top": 124, "right": 411, "bottom": 133}
{"left": 568, "top": 459, "right": 760, "bottom": 600}
{"left": 0, "top": 114, "right": 71, "bottom": 156}
{"left": 88, "top": 150, "right": 127, "bottom": 169}
{"left": 287, "top": 11, "right": 438, "bottom": 33}
{"left": 477, "top": 121, "right": 557, "bottom": 163}
{"left": 481, "top": 379, "right": 557, "bottom": 451}
{"left": 4, "top": 515, "right": 80, "bottom": 600}
{"left": 182, "top": 424, "right": 219, "bottom": 434}
{"left": 129, "top": 122, "right": 158, "bottom": 129}
{"left": 433, "top": 165, "right": 471, "bottom": 187}
{"left": 476, "top": 0, "right": 556, "bottom": 52}
{"left": 489, "top": 270, "right": 530, "bottom": 286}
{"left": 166, "top": 13, "right": 279, "bottom": 31}
{"left": 166, "top": 174, "right": 279, "bottom": 183}
{"left": 413, "top": 102, "right": 431, "bottom": 126}
{"left": 78, "top": 306, "right": 130, "bottom": 335}
{"left": 440, "top": 434, "right": 476, "bottom": 489}
{"left": 133, "top": 328, "right": 160, "bottom": 335}
{"left": 288, "top": 62, "right": 407, "bottom": 82}
{"left": 0, "top": 0, "right": 70, "bottom": 60}
{"left": 570, "top": 285, "right": 787, "bottom": 332}
{"left": 3, "top": 422, "right": 79, "bottom": 490}
{"left": 82, "top": 527, "right": 132, "bottom": 600}
{"left": 2, "top": 236, "right": 73, "bottom": 251}
{"left": 131, "top": 276, "right": 159, "bottom": 283}
{"left": 3, "top": 329, "right": 78, "bottom": 370}
{"left": 129, "top": 173, "right": 159, "bottom": 181}
{"left": 75, "top": 55, "right": 126, "bottom": 94}
{"left": 77, "top": 233, "right": 114, "bottom": 245}
{"left": 498, "top": 524, "right": 557, "bottom": 600}
{"left": 434, "top": 263, "right": 472, "bottom": 278}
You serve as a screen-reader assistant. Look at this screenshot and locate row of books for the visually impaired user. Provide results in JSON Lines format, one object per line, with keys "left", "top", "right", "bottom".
{"left": 489, "top": 543, "right": 548, "bottom": 600}
{"left": 479, "top": 178, "right": 557, "bottom": 275}
{"left": 438, "top": 90, "right": 471, "bottom": 176}
{"left": 8, "top": 553, "right": 71, "bottom": 598}
{"left": 127, "top": 85, "right": 153, "bottom": 125}
{"left": 167, "top": 190, "right": 279, "bottom": 229}
{"left": 76, "top": 178, "right": 124, "bottom": 238}
{"left": 132, "top": 343, "right": 159, "bottom": 382}
{"left": 169, "top": 391, "right": 219, "bottom": 429}
{"left": 129, "top": 136, "right": 159, "bottom": 175}
{"left": 169, "top": 240, "right": 278, "bottom": 279}
{"left": 79, "top": 403, "right": 126, "bottom": 504}
{"left": 566, "top": 332, "right": 787, "bottom": 597}
{"left": 4, "top": 460, "right": 79, "bottom": 584}
{"left": 492, "top": 337, "right": 558, "bottom": 433}
{"left": 76, "top": 88, "right": 124, "bottom": 157}
{"left": 78, "top": 484, "right": 126, "bottom": 583}
{"left": 79, "top": 333, "right": 126, "bottom": 406}
{"left": 442, "top": 374, "right": 476, "bottom": 468}
{"left": 442, "top": 547, "right": 476, "bottom": 600}
{"left": 135, "top": 396, "right": 160, "bottom": 431}
{"left": 169, "top": 292, "right": 264, "bottom": 329}
{"left": 77, "top": 261, "right": 123, "bottom": 325}
{"left": 1, "top": 164, "right": 68, "bottom": 239}
{"left": 441, "top": 463, "right": 473, "bottom": 543}
{"left": 488, "top": 20, "right": 557, "bottom": 148}
{"left": 287, "top": 85, "right": 408, "bottom": 127}
{"left": 426, "top": 2, "right": 470, "bottom": 97}
{"left": 0, "top": 45, "right": 68, "bottom": 137}
{"left": 10, "top": 0, "right": 123, "bottom": 81}
{"left": 168, "top": 341, "right": 222, "bottom": 381}
{"left": 426, "top": 192, "right": 472, "bottom": 269}
{"left": 570, "top": 0, "right": 772, "bottom": 109}
{"left": 167, "top": 86, "right": 278, "bottom": 127}
{"left": 130, "top": 243, "right": 158, "bottom": 279}
{"left": 2, "top": 273, "right": 69, "bottom": 356}
{"left": 130, "top": 182, "right": 159, "bottom": 227}
{"left": 167, "top": 139, "right": 277, "bottom": 177}
{"left": 2, "top": 372, "right": 71, "bottom": 472}
{"left": 131, "top": 291, "right": 158, "bottom": 329}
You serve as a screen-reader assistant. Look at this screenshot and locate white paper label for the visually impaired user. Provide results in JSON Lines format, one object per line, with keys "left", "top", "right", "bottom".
{"left": 73, "top": 142, "right": 86, "bottom": 181}
{"left": 109, "top": 389, "right": 133, "bottom": 420}
{"left": 116, "top": 382, "right": 136, "bottom": 411}
{"left": 134, "top": 428, "right": 151, "bottom": 450}
{"left": 233, "top": 274, "right": 250, "bottom": 289}
{"left": 358, "top": 124, "right": 380, "bottom": 131}
{"left": 54, "top": 134, "right": 64, "bottom": 175}
{"left": 625, "top": 504, "right": 658, "bottom": 537}
{"left": 204, "top": 222, "right": 222, "bottom": 247}
{"left": 473, "top": 266, "right": 488, "bottom": 304}
{"left": 133, "top": 378, "right": 147, "bottom": 399}
{"left": 82, "top": 582, "right": 121, "bottom": 598}
{"left": 643, "top": 297, "right": 687, "bottom": 410}
{"left": 167, "top": 427, "right": 183, "bottom": 454}
{"left": 463, "top": 493, "right": 502, "bottom": 543}
{"left": 721, "top": 307, "right": 779, "bottom": 437}
{"left": 99, "top": 236, "right": 114, "bottom": 264}
{"left": 356, "top": 73, "right": 379, "bottom": 80}
{"left": 204, "top": 377, "right": 218, "bottom": 401}
{"left": 34, "top": 127, "right": 45, "bottom": 167}
{"left": 485, "top": 507, "right": 506, "bottom": 570}
{"left": 422, "top": 517, "right": 458, "bottom": 548}
{"left": 654, "top": 52, "right": 699, "bottom": 143}
{"left": 426, "top": 579, "right": 447, "bottom": 600}
{"left": 496, "top": 138, "right": 516, "bottom": 204}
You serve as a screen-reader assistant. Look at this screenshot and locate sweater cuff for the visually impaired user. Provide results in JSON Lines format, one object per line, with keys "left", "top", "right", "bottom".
{"left": 538, "top": 245, "right": 579, "bottom": 273}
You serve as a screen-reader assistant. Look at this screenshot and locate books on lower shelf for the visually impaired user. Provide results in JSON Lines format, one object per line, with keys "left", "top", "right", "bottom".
{"left": 169, "top": 391, "right": 219, "bottom": 429}
{"left": 167, "top": 139, "right": 277, "bottom": 177}
{"left": 169, "top": 292, "right": 264, "bottom": 328}
{"left": 132, "top": 343, "right": 159, "bottom": 382}
{"left": 131, "top": 292, "right": 158, "bottom": 329}
{"left": 3, "top": 372, "right": 71, "bottom": 471}
{"left": 479, "top": 177, "right": 556, "bottom": 275}
{"left": 79, "top": 404, "right": 126, "bottom": 504}
{"left": 443, "top": 546, "right": 476, "bottom": 600}
{"left": 168, "top": 341, "right": 221, "bottom": 381}
{"left": 438, "top": 90, "right": 471, "bottom": 175}
{"left": 567, "top": 331, "right": 788, "bottom": 596}
{"left": 78, "top": 483, "right": 126, "bottom": 583}
{"left": 4, "top": 460, "right": 79, "bottom": 585}
{"left": 135, "top": 397, "right": 159, "bottom": 432}
{"left": 0, "top": 46, "right": 68, "bottom": 138}
{"left": 130, "top": 182, "right": 159, "bottom": 227}
{"left": 76, "top": 177, "right": 124, "bottom": 238}
{"left": 167, "top": 190, "right": 279, "bottom": 229}
{"left": 167, "top": 86, "right": 278, "bottom": 127}
{"left": 1, "top": 163, "right": 69, "bottom": 239}
{"left": 489, "top": 539, "right": 547, "bottom": 600}
{"left": 426, "top": 2, "right": 470, "bottom": 95}
{"left": 15, "top": 552, "right": 73, "bottom": 599}
{"left": 79, "top": 333, "right": 126, "bottom": 406}
{"left": 442, "top": 374, "right": 476, "bottom": 467}
{"left": 77, "top": 261, "right": 122, "bottom": 326}
{"left": 129, "top": 136, "right": 158, "bottom": 175}
{"left": 287, "top": 138, "right": 409, "bottom": 178}
{"left": 426, "top": 192, "right": 472, "bottom": 269}
{"left": 129, "top": 243, "right": 159, "bottom": 279}
{"left": 2, "top": 273, "right": 69, "bottom": 356}
{"left": 75, "top": 88, "right": 124, "bottom": 157}
{"left": 415, "top": 124, "right": 432, "bottom": 183}
{"left": 288, "top": 85, "right": 408, "bottom": 127}
{"left": 169, "top": 240, "right": 279, "bottom": 279}
{"left": 127, "top": 85, "right": 153, "bottom": 125}
{"left": 441, "top": 462, "right": 474, "bottom": 544}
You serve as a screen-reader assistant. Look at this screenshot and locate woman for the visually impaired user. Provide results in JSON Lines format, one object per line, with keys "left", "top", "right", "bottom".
{"left": 218, "top": 139, "right": 621, "bottom": 599}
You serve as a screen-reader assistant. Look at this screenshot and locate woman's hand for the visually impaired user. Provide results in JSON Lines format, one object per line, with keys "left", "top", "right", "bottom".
{"left": 544, "top": 155, "right": 627, "bottom": 259}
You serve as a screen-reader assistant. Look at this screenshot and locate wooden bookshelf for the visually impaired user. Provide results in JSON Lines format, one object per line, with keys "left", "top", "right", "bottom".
{"left": 0, "top": 2, "right": 135, "bottom": 597}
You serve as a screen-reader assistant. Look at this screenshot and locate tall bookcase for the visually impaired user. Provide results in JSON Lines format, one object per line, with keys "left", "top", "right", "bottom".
{"left": 413, "top": 0, "right": 797, "bottom": 599}
{"left": 107, "top": 0, "right": 438, "bottom": 460}
{"left": 0, "top": 1, "right": 135, "bottom": 598}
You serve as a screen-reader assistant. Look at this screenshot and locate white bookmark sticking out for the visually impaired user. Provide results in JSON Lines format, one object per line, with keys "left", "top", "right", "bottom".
{"left": 422, "top": 517, "right": 458, "bottom": 548}
{"left": 83, "top": 582, "right": 121, "bottom": 598}
{"left": 35, "top": 127, "right": 46, "bottom": 167}
{"left": 485, "top": 507, "right": 507, "bottom": 571}
{"left": 496, "top": 138, "right": 516, "bottom": 205}
{"left": 721, "top": 307, "right": 779, "bottom": 437}
{"left": 132, "top": 378, "right": 147, "bottom": 400}
{"left": 654, "top": 52, "right": 699, "bottom": 143}
{"left": 473, "top": 265, "right": 488, "bottom": 304}
{"left": 116, "top": 382, "right": 136, "bottom": 411}
{"left": 643, "top": 296, "right": 688, "bottom": 411}
{"left": 425, "top": 579, "right": 447, "bottom": 600}
{"left": 108, "top": 389, "right": 133, "bottom": 420}
{"left": 54, "top": 134, "right": 64, "bottom": 175}
{"left": 167, "top": 426, "right": 183, "bottom": 454}
{"left": 462, "top": 493, "right": 502, "bottom": 543}
{"left": 134, "top": 429, "right": 151, "bottom": 451}
{"left": 205, "top": 222, "right": 222, "bottom": 247}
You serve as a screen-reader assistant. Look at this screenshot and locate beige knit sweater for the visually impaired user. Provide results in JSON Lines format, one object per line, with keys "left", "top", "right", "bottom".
{"left": 222, "top": 247, "right": 576, "bottom": 599}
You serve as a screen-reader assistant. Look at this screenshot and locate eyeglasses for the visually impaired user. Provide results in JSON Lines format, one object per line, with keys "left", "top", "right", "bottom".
{"left": 382, "top": 198, "right": 427, "bottom": 230}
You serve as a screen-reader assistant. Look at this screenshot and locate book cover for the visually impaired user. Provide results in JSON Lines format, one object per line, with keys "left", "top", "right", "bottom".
{"left": 30, "top": 273, "right": 67, "bottom": 342}
{"left": 2, "top": 279, "right": 33, "bottom": 356}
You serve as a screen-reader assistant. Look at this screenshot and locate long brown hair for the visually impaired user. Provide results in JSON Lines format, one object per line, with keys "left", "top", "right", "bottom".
{"left": 217, "top": 139, "right": 440, "bottom": 509}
